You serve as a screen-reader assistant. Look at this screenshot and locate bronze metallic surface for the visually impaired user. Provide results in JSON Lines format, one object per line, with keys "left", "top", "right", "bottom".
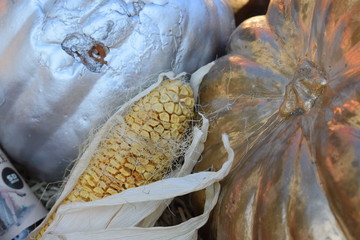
{"left": 194, "top": 0, "right": 360, "bottom": 239}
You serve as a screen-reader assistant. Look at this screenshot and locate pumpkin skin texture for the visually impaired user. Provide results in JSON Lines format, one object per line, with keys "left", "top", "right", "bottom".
{"left": 195, "top": 0, "right": 360, "bottom": 239}
{"left": 0, "top": 0, "right": 234, "bottom": 181}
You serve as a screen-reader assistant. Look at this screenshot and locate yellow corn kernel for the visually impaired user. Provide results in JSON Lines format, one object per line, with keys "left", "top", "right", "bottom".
{"left": 140, "top": 130, "right": 150, "bottom": 138}
{"left": 125, "top": 115, "right": 134, "bottom": 124}
{"left": 144, "top": 103, "right": 151, "bottom": 111}
{"left": 159, "top": 93, "right": 171, "bottom": 103}
{"left": 162, "top": 122, "right": 171, "bottom": 130}
{"left": 162, "top": 130, "right": 171, "bottom": 140}
{"left": 98, "top": 181, "right": 107, "bottom": 190}
{"left": 120, "top": 167, "right": 131, "bottom": 177}
{"left": 179, "top": 115, "right": 187, "bottom": 122}
{"left": 154, "top": 124, "right": 164, "bottom": 134}
{"left": 171, "top": 129, "right": 180, "bottom": 138}
{"left": 85, "top": 177, "right": 96, "bottom": 187}
{"left": 159, "top": 112, "right": 170, "bottom": 122}
{"left": 145, "top": 164, "right": 156, "bottom": 172}
{"left": 133, "top": 116, "right": 144, "bottom": 125}
{"left": 153, "top": 102, "right": 164, "bottom": 113}
{"left": 67, "top": 193, "right": 78, "bottom": 202}
{"left": 133, "top": 171, "right": 143, "bottom": 182}
{"left": 93, "top": 187, "right": 104, "bottom": 194}
{"left": 129, "top": 147, "right": 141, "bottom": 156}
{"left": 132, "top": 105, "right": 140, "bottom": 112}
{"left": 79, "top": 190, "right": 89, "bottom": 199}
{"left": 143, "top": 172, "right": 153, "bottom": 180}
{"left": 167, "top": 84, "right": 179, "bottom": 94}
{"left": 100, "top": 175, "right": 112, "bottom": 185}
{"left": 89, "top": 193, "right": 101, "bottom": 201}
{"left": 115, "top": 174, "right": 126, "bottom": 182}
{"left": 149, "top": 96, "right": 159, "bottom": 104}
{"left": 126, "top": 176, "right": 135, "bottom": 184}
{"left": 124, "top": 182, "right": 136, "bottom": 189}
{"left": 174, "top": 104, "right": 182, "bottom": 115}
{"left": 131, "top": 123, "right": 142, "bottom": 132}
{"left": 170, "top": 114, "right": 180, "bottom": 123}
{"left": 150, "top": 131, "right": 160, "bottom": 141}
{"left": 147, "top": 118, "right": 159, "bottom": 127}
{"left": 109, "top": 159, "right": 120, "bottom": 169}
{"left": 149, "top": 90, "right": 160, "bottom": 98}
{"left": 124, "top": 163, "right": 135, "bottom": 170}
{"left": 164, "top": 102, "right": 175, "bottom": 114}
{"left": 106, "top": 188, "right": 118, "bottom": 195}
{"left": 106, "top": 166, "right": 117, "bottom": 175}
{"left": 135, "top": 165, "right": 146, "bottom": 174}
{"left": 182, "top": 97, "right": 195, "bottom": 108}
{"left": 142, "top": 124, "right": 153, "bottom": 132}
{"left": 82, "top": 185, "right": 93, "bottom": 194}
{"left": 167, "top": 91, "right": 179, "bottom": 102}
{"left": 179, "top": 84, "right": 193, "bottom": 97}
{"left": 126, "top": 156, "right": 137, "bottom": 165}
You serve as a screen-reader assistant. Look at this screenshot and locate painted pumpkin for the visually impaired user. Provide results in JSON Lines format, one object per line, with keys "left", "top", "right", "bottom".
{"left": 195, "top": 0, "right": 360, "bottom": 239}
{"left": 0, "top": 0, "right": 234, "bottom": 181}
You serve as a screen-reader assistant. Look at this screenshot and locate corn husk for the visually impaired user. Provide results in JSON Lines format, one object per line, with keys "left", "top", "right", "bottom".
{"left": 29, "top": 67, "right": 234, "bottom": 240}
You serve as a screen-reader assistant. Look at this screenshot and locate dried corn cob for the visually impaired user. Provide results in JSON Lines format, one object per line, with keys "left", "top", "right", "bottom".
{"left": 36, "top": 78, "right": 195, "bottom": 239}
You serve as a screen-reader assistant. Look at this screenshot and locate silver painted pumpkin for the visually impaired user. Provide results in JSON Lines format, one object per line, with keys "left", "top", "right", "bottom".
{"left": 0, "top": 0, "right": 235, "bottom": 181}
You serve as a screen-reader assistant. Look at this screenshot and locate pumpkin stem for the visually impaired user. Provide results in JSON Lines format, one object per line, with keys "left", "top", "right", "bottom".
{"left": 279, "top": 59, "right": 327, "bottom": 117}
{"left": 61, "top": 33, "right": 109, "bottom": 73}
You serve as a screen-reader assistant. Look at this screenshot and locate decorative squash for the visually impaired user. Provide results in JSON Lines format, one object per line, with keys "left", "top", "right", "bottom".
{"left": 195, "top": 0, "right": 360, "bottom": 239}
{"left": 0, "top": 0, "right": 234, "bottom": 181}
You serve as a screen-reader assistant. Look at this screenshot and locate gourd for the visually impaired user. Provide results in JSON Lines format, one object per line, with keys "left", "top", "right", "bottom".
{"left": 195, "top": 0, "right": 360, "bottom": 239}
{"left": 0, "top": 0, "right": 234, "bottom": 181}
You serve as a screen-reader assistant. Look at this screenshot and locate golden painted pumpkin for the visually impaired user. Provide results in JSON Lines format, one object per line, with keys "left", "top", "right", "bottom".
{"left": 195, "top": 0, "right": 360, "bottom": 239}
